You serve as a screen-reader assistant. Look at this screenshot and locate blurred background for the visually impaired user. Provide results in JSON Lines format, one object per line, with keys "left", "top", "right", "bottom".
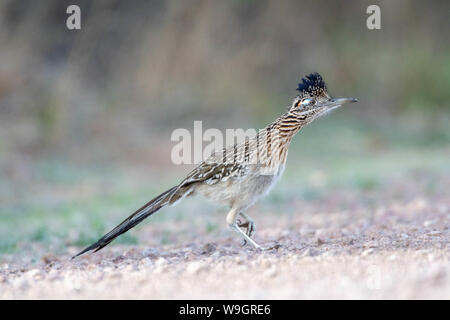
{"left": 0, "top": 0, "right": 449, "bottom": 260}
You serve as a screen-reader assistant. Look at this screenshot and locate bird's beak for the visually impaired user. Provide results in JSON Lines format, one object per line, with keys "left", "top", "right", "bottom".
{"left": 325, "top": 97, "right": 358, "bottom": 108}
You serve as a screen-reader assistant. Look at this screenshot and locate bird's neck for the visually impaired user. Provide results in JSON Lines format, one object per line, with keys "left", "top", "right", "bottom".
{"left": 270, "top": 111, "right": 309, "bottom": 140}
{"left": 256, "top": 111, "right": 308, "bottom": 168}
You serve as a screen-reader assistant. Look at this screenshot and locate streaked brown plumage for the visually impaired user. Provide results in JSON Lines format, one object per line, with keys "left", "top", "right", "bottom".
{"left": 73, "top": 72, "right": 357, "bottom": 257}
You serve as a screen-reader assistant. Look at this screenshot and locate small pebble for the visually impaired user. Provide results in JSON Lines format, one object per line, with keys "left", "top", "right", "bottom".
{"left": 301, "top": 248, "right": 320, "bottom": 257}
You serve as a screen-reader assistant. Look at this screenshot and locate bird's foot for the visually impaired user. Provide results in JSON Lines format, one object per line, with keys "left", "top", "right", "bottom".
{"left": 261, "top": 243, "right": 281, "bottom": 251}
{"left": 237, "top": 219, "right": 254, "bottom": 247}
{"left": 237, "top": 218, "right": 256, "bottom": 238}
{"left": 230, "top": 222, "right": 261, "bottom": 250}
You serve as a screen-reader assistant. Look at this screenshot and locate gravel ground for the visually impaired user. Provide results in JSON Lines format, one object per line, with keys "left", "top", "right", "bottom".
{"left": 1, "top": 178, "right": 449, "bottom": 299}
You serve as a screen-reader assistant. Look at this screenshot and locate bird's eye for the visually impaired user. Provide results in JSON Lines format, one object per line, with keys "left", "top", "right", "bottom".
{"left": 300, "top": 98, "right": 311, "bottom": 106}
{"left": 300, "top": 98, "right": 316, "bottom": 107}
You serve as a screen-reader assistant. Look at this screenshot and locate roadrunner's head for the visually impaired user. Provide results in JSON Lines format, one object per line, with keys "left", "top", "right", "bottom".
{"left": 289, "top": 73, "right": 357, "bottom": 122}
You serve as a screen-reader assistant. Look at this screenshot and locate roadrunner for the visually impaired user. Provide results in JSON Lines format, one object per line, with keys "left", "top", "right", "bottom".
{"left": 74, "top": 72, "right": 357, "bottom": 257}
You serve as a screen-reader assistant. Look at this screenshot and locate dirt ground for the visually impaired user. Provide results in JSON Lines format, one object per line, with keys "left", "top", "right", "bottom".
{"left": 1, "top": 176, "right": 449, "bottom": 300}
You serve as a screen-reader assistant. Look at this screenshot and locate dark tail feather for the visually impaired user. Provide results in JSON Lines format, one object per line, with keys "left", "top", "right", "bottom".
{"left": 72, "top": 185, "right": 180, "bottom": 258}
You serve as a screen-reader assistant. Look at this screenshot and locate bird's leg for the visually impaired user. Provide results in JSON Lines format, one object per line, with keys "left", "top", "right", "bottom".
{"left": 236, "top": 212, "right": 256, "bottom": 246}
{"left": 238, "top": 212, "right": 256, "bottom": 237}
{"left": 227, "top": 209, "right": 262, "bottom": 249}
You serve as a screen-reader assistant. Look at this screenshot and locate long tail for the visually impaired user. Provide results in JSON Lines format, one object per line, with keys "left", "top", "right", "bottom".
{"left": 72, "top": 185, "right": 189, "bottom": 258}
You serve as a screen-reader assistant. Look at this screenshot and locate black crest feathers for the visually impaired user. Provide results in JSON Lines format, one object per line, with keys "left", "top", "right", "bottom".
{"left": 296, "top": 73, "right": 327, "bottom": 97}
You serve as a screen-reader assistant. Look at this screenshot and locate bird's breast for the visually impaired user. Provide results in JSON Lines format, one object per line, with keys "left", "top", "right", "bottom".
{"left": 195, "top": 163, "right": 285, "bottom": 211}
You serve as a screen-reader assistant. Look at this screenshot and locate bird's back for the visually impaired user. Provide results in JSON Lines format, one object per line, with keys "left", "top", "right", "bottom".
{"left": 190, "top": 127, "right": 290, "bottom": 210}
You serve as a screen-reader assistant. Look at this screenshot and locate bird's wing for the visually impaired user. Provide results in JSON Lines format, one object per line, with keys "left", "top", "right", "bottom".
{"left": 180, "top": 141, "right": 252, "bottom": 186}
